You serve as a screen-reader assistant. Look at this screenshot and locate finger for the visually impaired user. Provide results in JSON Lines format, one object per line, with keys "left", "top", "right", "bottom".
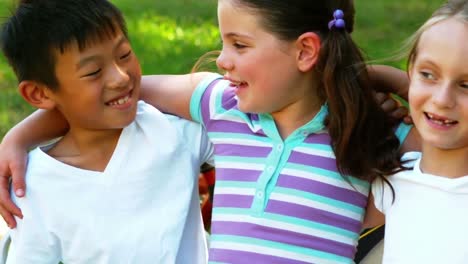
{"left": 403, "top": 115, "right": 414, "bottom": 125}
{"left": 0, "top": 204, "right": 18, "bottom": 229}
{"left": 0, "top": 163, "right": 8, "bottom": 185}
{"left": 0, "top": 187, "right": 23, "bottom": 219}
{"left": 390, "top": 107, "right": 409, "bottom": 120}
{"left": 0, "top": 176, "right": 23, "bottom": 219}
{"left": 10, "top": 160, "right": 27, "bottom": 197}
{"left": 380, "top": 98, "right": 398, "bottom": 113}
{"left": 374, "top": 92, "right": 388, "bottom": 105}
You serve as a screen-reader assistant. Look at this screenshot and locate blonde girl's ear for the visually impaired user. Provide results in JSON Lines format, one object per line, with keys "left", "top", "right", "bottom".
{"left": 18, "top": 80, "right": 56, "bottom": 110}
{"left": 295, "top": 32, "right": 321, "bottom": 72}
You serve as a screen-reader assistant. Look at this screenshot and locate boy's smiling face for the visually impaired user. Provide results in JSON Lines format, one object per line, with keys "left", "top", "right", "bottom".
{"left": 48, "top": 30, "right": 141, "bottom": 131}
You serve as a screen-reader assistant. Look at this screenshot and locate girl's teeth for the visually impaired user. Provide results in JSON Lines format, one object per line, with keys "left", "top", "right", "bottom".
{"left": 426, "top": 113, "right": 456, "bottom": 126}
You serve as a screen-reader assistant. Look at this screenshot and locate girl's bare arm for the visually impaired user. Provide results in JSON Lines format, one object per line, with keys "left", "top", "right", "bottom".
{"left": 0, "top": 108, "right": 68, "bottom": 227}
{"left": 140, "top": 72, "right": 214, "bottom": 120}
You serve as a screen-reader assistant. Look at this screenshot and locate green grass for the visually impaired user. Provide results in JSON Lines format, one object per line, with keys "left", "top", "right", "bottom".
{"left": 0, "top": 0, "right": 444, "bottom": 140}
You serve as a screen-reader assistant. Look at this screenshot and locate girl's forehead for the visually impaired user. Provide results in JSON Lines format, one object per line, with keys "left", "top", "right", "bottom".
{"left": 218, "top": 0, "right": 265, "bottom": 33}
{"left": 415, "top": 18, "right": 468, "bottom": 75}
{"left": 425, "top": 18, "right": 467, "bottom": 36}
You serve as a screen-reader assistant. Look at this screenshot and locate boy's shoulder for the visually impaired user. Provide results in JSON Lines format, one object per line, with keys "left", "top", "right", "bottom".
{"left": 136, "top": 100, "right": 203, "bottom": 133}
{"left": 135, "top": 101, "right": 207, "bottom": 152}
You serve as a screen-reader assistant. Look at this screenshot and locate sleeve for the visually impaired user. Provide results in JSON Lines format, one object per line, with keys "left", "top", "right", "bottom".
{"left": 189, "top": 74, "right": 224, "bottom": 125}
{"left": 394, "top": 122, "right": 412, "bottom": 145}
{"left": 179, "top": 120, "right": 214, "bottom": 167}
{"left": 8, "top": 193, "right": 61, "bottom": 263}
{"left": 370, "top": 177, "right": 394, "bottom": 214}
{"left": 197, "top": 126, "right": 214, "bottom": 166}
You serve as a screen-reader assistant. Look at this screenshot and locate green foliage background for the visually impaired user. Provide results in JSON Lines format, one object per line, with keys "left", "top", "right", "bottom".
{"left": 0, "top": 0, "right": 444, "bottom": 139}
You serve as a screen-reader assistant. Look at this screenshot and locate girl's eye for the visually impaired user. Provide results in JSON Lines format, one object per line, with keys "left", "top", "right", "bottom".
{"left": 83, "top": 69, "right": 101, "bottom": 77}
{"left": 460, "top": 82, "right": 468, "bottom": 89}
{"left": 120, "top": 50, "right": 132, "bottom": 60}
{"left": 233, "top": 42, "right": 247, "bottom": 49}
{"left": 420, "top": 71, "right": 435, "bottom": 80}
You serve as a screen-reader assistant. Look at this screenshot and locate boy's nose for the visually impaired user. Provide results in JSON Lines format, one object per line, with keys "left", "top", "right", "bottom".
{"left": 107, "top": 64, "right": 130, "bottom": 89}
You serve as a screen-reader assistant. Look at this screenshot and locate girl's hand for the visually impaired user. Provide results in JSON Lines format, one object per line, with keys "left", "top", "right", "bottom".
{"left": 375, "top": 92, "right": 413, "bottom": 124}
{"left": 0, "top": 139, "right": 26, "bottom": 228}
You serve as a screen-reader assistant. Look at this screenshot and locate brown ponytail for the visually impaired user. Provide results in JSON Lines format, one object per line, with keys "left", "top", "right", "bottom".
{"left": 317, "top": 30, "right": 402, "bottom": 181}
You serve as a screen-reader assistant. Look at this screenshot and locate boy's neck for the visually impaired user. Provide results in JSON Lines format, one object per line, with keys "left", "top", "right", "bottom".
{"left": 419, "top": 144, "right": 468, "bottom": 178}
{"left": 46, "top": 127, "right": 123, "bottom": 172}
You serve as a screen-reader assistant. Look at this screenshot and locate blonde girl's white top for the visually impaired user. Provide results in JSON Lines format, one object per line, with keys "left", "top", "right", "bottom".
{"left": 372, "top": 152, "right": 468, "bottom": 264}
{"left": 7, "top": 101, "right": 213, "bottom": 264}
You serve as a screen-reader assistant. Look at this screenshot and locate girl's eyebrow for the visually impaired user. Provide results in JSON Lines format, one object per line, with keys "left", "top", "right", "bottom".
{"left": 415, "top": 57, "right": 439, "bottom": 69}
{"left": 223, "top": 32, "right": 254, "bottom": 39}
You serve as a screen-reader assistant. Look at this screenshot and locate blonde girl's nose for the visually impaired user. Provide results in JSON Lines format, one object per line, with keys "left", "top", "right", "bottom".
{"left": 432, "top": 82, "right": 456, "bottom": 108}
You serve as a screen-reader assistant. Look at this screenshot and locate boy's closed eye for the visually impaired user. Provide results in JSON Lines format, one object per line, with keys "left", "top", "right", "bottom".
{"left": 460, "top": 81, "right": 468, "bottom": 89}
{"left": 120, "top": 50, "right": 132, "bottom": 60}
{"left": 81, "top": 69, "right": 102, "bottom": 78}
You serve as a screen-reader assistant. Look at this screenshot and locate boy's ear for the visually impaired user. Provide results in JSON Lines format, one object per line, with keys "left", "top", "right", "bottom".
{"left": 295, "top": 32, "right": 321, "bottom": 72}
{"left": 18, "top": 80, "right": 56, "bottom": 110}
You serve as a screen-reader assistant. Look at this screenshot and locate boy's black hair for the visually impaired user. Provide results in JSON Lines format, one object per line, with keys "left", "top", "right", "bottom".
{"left": 0, "top": 0, "right": 127, "bottom": 90}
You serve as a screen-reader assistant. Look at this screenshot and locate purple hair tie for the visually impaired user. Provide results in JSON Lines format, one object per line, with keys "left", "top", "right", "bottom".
{"left": 328, "top": 9, "right": 346, "bottom": 30}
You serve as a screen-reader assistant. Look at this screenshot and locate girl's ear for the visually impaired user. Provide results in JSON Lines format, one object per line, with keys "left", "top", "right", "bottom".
{"left": 295, "top": 32, "right": 321, "bottom": 72}
{"left": 18, "top": 81, "right": 56, "bottom": 110}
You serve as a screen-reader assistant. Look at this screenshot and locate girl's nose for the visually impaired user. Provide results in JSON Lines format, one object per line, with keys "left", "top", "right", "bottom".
{"left": 432, "top": 82, "right": 456, "bottom": 109}
{"left": 216, "top": 49, "right": 234, "bottom": 71}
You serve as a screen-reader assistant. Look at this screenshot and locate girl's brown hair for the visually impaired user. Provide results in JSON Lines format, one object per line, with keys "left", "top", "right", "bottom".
{"left": 201, "top": 0, "right": 406, "bottom": 182}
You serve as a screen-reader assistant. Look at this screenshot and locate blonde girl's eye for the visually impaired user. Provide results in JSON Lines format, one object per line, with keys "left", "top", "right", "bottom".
{"left": 420, "top": 71, "right": 436, "bottom": 81}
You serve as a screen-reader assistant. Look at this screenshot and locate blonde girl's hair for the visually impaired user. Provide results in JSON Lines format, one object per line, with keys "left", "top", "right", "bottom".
{"left": 407, "top": 0, "right": 468, "bottom": 68}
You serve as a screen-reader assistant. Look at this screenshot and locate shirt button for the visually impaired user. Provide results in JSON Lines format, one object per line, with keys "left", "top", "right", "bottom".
{"left": 277, "top": 144, "right": 283, "bottom": 152}
{"left": 267, "top": 166, "right": 274, "bottom": 173}
{"left": 302, "top": 131, "right": 308, "bottom": 137}
{"left": 256, "top": 191, "right": 264, "bottom": 198}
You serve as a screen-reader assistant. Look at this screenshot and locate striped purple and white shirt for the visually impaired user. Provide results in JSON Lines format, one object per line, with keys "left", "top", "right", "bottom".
{"left": 190, "top": 74, "right": 411, "bottom": 264}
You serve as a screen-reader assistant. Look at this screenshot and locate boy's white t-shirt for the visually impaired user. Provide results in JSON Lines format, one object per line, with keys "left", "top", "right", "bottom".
{"left": 8, "top": 101, "right": 213, "bottom": 264}
{"left": 372, "top": 152, "right": 468, "bottom": 264}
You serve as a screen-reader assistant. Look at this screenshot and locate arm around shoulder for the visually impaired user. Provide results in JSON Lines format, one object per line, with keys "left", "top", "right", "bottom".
{"left": 0, "top": 108, "right": 68, "bottom": 227}
{"left": 363, "top": 192, "right": 385, "bottom": 229}
{"left": 140, "top": 72, "right": 217, "bottom": 120}
{"left": 368, "top": 65, "right": 409, "bottom": 100}
{"left": 399, "top": 127, "right": 421, "bottom": 154}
